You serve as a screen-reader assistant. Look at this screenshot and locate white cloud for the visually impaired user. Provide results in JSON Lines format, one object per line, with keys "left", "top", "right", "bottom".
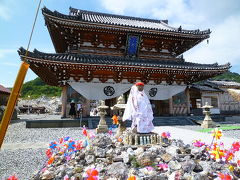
{"left": 0, "top": 49, "right": 16, "bottom": 59}
{"left": 99, "top": 0, "right": 240, "bottom": 72}
{"left": 184, "top": 15, "right": 240, "bottom": 65}
{"left": 0, "top": 4, "right": 11, "bottom": 20}
{"left": 2, "top": 62, "right": 19, "bottom": 67}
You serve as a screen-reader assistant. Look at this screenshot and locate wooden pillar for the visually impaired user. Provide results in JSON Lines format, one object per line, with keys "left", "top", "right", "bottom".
{"left": 169, "top": 97, "right": 173, "bottom": 115}
{"left": 83, "top": 99, "right": 91, "bottom": 117}
{"left": 86, "top": 100, "right": 91, "bottom": 117}
{"left": 186, "top": 87, "right": 191, "bottom": 115}
{"left": 61, "top": 85, "right": 68, "bottom": 118}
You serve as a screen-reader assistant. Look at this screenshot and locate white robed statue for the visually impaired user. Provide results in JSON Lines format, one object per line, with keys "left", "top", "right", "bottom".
{"left": 123, "top": 82, "right": 154, "bottom": 133}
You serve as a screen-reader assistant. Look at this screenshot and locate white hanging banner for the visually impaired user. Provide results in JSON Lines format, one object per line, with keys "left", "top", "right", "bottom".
{"left": 144, "top": 85, "right": 187, "bottom": 100}
{"left": 68, "top": 82, "right": 186, "bottom": 100}
{"left": 68, "top": 82, "right": 132, "bottom": 100}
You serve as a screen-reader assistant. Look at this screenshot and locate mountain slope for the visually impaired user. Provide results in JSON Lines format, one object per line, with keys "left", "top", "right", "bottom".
{"left": 21, "top": 77, "right": 61, "bottom": 98}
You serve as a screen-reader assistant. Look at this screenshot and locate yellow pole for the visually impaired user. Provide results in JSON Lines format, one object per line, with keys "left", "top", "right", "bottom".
{"left": 0, "top": 62, "right": 29, "bottom": 148}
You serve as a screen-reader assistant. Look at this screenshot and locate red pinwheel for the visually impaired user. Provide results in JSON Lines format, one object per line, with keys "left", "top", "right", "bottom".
{"left": 7, "top": 175, "right": 18, "bottom": 180}
{"left": 225, "top": 151, "right": 234, "bottom": 162}
{"left": 86, "top": 168, "right": 99, "bottom": 180}
{"left": 59, "top": 137, "right": 64, "bottom": 144}
{"left": 82, "top": 126, "right": 88, "bottom": 136}
{"left": 161, "top": 132, "right": 171, "bottom": 138}
{"left": 218, "top": 173, "right": 232, "bottom": 180}
{"left": 76, "top": 141, "right": 83, "bottom": 150}
{"left": 64, "top": 175, "right": 69, "bottom": 180}
{"left": 108, "top": 128, "right": 113, "bottom": 136}
{"left": 47, "top": 156, "right": 55, "bottom": 165}
{"left": 46, "top": 148, "right": 52, "bottom": 158}
{"left": 232, "top": 142, "right": 240, "bottom": 152}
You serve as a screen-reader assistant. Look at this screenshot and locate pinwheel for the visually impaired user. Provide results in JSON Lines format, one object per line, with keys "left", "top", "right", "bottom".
{"left": 192, "top": 140, "right": 205, "bottom": 147}
{"left": 211, "top": 128, "right": 222, "bottom": 140}
{"left": 217, "top": 173, "right": 232, "bottom": 180}
{"left": 161, "top": 132, "right": 171, "bottom": 139}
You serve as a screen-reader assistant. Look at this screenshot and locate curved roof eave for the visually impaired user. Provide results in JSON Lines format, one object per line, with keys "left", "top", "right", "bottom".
{"left": 18, "top": 47, "right": 231, "bottom": 72}
{"left": 42, "top": 7, "right": 211, "bottom": 38}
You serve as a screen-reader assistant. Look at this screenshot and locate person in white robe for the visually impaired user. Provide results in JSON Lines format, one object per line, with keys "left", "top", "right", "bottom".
{"left": 123, "top": 82, "right": 154, "bottom": 133}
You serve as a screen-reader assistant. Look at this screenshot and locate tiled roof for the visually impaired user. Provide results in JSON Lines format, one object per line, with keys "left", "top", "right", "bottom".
{"left": 18, "top": 47, "right": 230, "bottom": 71}
{"left": 0, "top": 85, "right": 11, "bottom": 94}
{"left": 69, "top": 7, "right": 172, "bottom": 31}
{"left": 42, "top": 7, "right": 211, "bottom": 36}
{"left": 191, "top": 84, "right": 223, "bottom": 92}
{"left": 206, "top": 80, "right": 240, "bottom": 87}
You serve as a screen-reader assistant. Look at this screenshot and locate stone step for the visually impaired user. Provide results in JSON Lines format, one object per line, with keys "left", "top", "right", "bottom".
{"left": 26, "top": 116, "right": 196, "bottom": 128}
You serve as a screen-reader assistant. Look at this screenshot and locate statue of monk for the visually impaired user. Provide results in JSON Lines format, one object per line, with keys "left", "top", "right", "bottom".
{"left": 123, "top": 82, "right": 154, "bottom": 133}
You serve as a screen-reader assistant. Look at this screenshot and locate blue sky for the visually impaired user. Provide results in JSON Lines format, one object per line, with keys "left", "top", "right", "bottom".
{"left": 0, "top": 0, "right": 240, "bottom": 87}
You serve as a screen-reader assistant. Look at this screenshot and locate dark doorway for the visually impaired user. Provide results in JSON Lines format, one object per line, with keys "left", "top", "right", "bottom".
{"left": 151, "top": 100, "right": 169, "bottom": 116}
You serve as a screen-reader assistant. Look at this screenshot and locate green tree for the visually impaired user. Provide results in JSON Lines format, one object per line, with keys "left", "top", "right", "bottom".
{"left": 21, "top": 77, "right": 61, "bottom": 99}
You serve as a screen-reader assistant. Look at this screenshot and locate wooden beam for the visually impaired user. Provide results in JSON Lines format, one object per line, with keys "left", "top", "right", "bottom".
{"left": 61, "top": 85, "right": 68, "bottom": 118}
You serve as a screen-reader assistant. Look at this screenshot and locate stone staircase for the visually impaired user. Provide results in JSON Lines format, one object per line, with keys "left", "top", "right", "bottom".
{"left": 26, "top": 116, "right": 197, "bottom": 128}
{"left": 87, "top": 116, "right": 196, "bottom": 129}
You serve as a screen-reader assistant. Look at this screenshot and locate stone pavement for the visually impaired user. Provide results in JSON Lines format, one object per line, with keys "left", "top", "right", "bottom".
{"left": 153, "top": 126, "right": 239, "bottom": 148}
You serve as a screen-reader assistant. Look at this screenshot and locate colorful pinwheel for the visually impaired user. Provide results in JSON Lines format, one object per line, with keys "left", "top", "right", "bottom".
{"left": 192, "top": 140, "right": 205, "bottom": 147}
{"left": 211, "top": 128, "right": 222, "bottom": 140}
{"left": 217, "top": 173, "right": 232, "bottom": 180}
{"left": 112, "top": 115, "right": 119, "bottom": 125}
{"left": 161, "top": 132, "right": 171, "bottom": 139}
{"left": 7, "top": 175, "right": 19, "bottom": 180}
{"left": 156, "top": 163, "right": 168, "bottom": 171}
{"left": 86, "top": 168, "right": 99, "bottom": 180}
{"left": 127, "top": 175, "right": 136, "bottom": 180}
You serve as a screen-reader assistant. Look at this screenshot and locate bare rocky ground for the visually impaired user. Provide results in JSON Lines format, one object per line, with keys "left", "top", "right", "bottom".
{"left": 0, "top": 115, "right": 240, "bottom": 179}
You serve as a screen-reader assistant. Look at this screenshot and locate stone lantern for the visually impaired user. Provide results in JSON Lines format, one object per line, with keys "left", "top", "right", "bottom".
{"left": 96, "top": 100, "right": 109, "bottom": 133}
{"left": 111, "top": 95, "right": 127, "bottom": 137}
{"left": 201, "top": 102, "right": 215, "bottom": 128}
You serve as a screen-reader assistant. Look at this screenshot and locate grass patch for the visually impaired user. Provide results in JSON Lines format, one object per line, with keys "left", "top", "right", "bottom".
{"left": 198, "top": 125, "right": 240, "bottom": 133}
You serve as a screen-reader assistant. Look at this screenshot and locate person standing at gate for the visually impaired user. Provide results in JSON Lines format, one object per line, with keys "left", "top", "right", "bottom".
{"left": 69, "top": 100, "right": 76, "bottom": 119}
{"left": 123, "top": 82, "right": 154, "bottom": 133}
{"left": 76, "top": 102, "right": 82, "bottom": 119}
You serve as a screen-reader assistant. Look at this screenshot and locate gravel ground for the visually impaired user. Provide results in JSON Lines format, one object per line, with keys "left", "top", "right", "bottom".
{"left": 3, "top": 121, "right": 88, "bottom": 144}
{"left": 1, "top": 116, "right": 240, "bottom": 179}
{"left": 0, "top": 149, "right": 45, "bottom": 179}
{"left": 1, "top": 119, "right": 91, "bottom": 179}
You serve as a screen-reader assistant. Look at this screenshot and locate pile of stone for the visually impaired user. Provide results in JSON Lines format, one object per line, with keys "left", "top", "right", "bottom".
{"left": 31, "top": 129, "right": 240, "bottom": 180}
{"left": 18, "top": 96, "right": 61, "bottom": 114}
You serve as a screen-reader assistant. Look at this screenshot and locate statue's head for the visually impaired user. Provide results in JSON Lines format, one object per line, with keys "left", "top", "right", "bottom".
{"left": 135, "top": 82, "right": 144, "bottom": 92}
